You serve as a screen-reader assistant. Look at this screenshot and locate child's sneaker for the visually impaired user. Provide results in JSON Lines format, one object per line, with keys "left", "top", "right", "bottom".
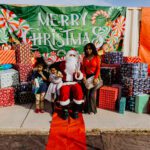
{"left": 35, "top": 109, "right": 40, "bottom": 113}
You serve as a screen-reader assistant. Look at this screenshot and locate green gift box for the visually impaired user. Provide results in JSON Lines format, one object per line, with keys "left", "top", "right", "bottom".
{"left": 119, "top": 97, "right": 126, "bottom": 114}
{"left": 135, "top": 94, "right": 149, "bottom": 113}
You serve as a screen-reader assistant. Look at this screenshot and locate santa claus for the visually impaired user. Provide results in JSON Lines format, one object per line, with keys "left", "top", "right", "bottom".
{"left": 58, "top": 48, "right": 84, "bottom": 120}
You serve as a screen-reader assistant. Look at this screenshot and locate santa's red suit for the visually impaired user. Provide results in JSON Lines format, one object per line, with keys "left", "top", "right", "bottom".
{"left": 58, "top": 49, "right": 84, "bottom": 106}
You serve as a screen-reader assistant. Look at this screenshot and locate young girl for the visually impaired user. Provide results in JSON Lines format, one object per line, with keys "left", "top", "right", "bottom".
{"left": 45, "top": 65, "right": 63, "bottom": 114}
{"left": 31, "top": 63, "right": 49, "bottom": 113}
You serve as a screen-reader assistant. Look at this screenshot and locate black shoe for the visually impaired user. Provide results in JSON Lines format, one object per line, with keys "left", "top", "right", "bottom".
{"left": 72, "top": 111, "right": 79, "bottom": 119}
{"left": 62, "top": 109, "right": 69, "bottom": 120}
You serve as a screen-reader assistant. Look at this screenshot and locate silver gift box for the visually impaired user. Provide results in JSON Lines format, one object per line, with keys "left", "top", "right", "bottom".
{"left": 0, "top": 69, "right": 19, "bottom": 88}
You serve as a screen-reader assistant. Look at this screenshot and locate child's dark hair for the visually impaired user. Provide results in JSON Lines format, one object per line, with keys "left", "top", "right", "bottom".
{"left": 35, "top": 57, "right": 47, "bottom": 69}
{"left": 49, "top": 63, "right": 59, "bottom": 71}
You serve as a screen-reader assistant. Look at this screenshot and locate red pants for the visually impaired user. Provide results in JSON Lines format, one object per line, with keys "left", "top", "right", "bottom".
{"left": 59, "top": 83, "right": 84, "bottom": 106}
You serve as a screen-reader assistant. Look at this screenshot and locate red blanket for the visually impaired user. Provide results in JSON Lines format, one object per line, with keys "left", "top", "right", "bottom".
{"left": 46, "top": 109, "right": 87, "bottom": 150}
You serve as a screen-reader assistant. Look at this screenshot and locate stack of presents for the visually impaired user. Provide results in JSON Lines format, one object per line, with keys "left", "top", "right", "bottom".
{"left": 0, "top": 43, "right": 35, "bottom": 107}
{"left": 98, "top": 52, "right": 150, "bottom": 114}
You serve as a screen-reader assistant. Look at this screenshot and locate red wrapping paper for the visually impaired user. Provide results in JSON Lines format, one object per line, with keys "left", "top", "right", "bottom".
{"left": 0, "top": 87, "right": 15, "bottom": 107}
{"left": 15, "top": 64, "right": 33, "bottom": 82}
{"left": 123, "top": 56, "right": 142, "bottom": 63}
{"left": 13, "top": 44, "right": 32, "bottom": 64}
{"left": 99, "top": 86, "right": 118, "bottom": 110}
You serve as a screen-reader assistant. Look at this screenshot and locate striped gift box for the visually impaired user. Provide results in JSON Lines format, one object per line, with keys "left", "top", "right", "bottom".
{"left": 99, "top": 86, "right": 118, "bottom": 110}
{"left": 14, "top": 44, "right": 32, "bottom": 64}
{"left": 0, "top": 87, "right": 15, "bottom": 107}
{"left": 123, "top": 56, "right": 142, "bottom": 63}
{"left": 0, "top": 50, "right": 16, "bottom": 65}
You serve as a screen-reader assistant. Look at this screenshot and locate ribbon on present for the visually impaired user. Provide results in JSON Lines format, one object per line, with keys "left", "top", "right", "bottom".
{"left": 1, "top": 43, "right": 11, "bottom": 50}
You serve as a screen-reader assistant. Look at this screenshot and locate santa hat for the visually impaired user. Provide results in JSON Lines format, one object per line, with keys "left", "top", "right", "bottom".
{"left": 66, "top": 48, "right": 78, "bottom": 56}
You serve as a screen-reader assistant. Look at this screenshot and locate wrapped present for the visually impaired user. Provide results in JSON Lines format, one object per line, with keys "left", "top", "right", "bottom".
{"left": 121, "top": 63, "right": 148, "bottom": 78}
{"left": 15, "top": 64, "right": 33, "bottom": 82}
{"left": 123, "top": 56, "right": 142, "bottom": 63}
{"left": 101, "top": 67, "right": 119, "bottom": 85}
{"left": 121, "top": 63, "right": 141, "bottom": 78}
{"left": 140, "top": 63, "right": 148, "bottom": 78}
{"left": 101, "top": 63, "right": 121, "bottom": 68}
{"left": 121, "top": 77, "right": 146, "bottom": 96}
{"left": 103, "top": 52, "right": 123, "bottom": 64}
{"left": 0, "top": 69, "right": 19, "bottom": 88}
{"left": 15, "top": 91, "right": 35, "bottom": 104}
{"left": 99, "top": 86, "right": 118, "bottom": 110}
{"left": 118, "top": 97, "right": 126, "bottom": 114}
{"left": 143, "top": 78, "right": 149, "bottom": 94}
{"left": 0, "top": 87, "right": 15, "bottom": 107}
{"left": 13, "top": 44, "right": 32, "bottom": 64}
{"left": 126, "top": 96, "right": 136, "bottom": 112}
{"left": 135, "top": 94, "right": 149, "bottom": 114}
{"left": 0, "top": 50, "right": 16, "bottom": 64}
{"left": 14, "top": 82, "right": 32, "bottom": 93}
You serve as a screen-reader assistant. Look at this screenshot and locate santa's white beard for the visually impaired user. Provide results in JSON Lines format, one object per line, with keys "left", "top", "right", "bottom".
{"left": 65, "top": 56, "right": 78, "bottom": 75}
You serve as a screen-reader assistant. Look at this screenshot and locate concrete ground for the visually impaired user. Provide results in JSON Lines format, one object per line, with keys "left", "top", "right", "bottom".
{"left": 0, "top": 101, "right": 150, "bottom": 132}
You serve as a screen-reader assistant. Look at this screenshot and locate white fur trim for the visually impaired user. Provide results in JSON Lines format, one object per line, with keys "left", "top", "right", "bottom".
{"left": 75, "top": 71, "right": 83, "bottom": 80}
{"left": 62, "top": 82, "right": 77, "bottom": 86}
{"left": 67, "top": 50, "right": 78, "bottom": 56}
{"left": 56, "top": 81, "right": 63, "bottom": 95}
{"left": 73, "top": 99, "right": 84, "bottom": 104}
{"left": 60, "top": 99, "right": 70, "bottom": 106}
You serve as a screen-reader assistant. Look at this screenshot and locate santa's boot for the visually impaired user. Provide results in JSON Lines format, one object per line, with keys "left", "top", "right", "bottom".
{"left": 62, "top": 107, "right": 69, "bottom": 120}
{"left": 72, "top": 104, "right": 82, "bottom": 119}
